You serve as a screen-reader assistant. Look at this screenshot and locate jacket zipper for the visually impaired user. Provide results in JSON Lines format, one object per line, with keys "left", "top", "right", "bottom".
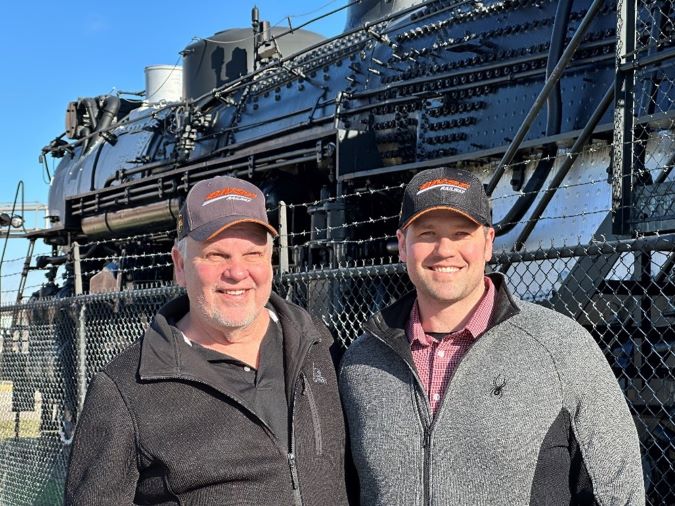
{"left": 288, "top": 452, "right": 300, "bottom": 493}
{"left": 288, "top": 391, "right": 303, "bottom": 506}
{"left": 368, "top": 328, "right": 485, "bottom": 505}
{"left": 413, "top": 375, "right": 433, "bottom": 506}
{"left": 367, "top": 331, "right": 434, "bottom": 504}
{"left": 301, "top": 373, "right": 323, "bottom": 455}
{"left": 423, "top": 427, "right": 432, "bottom": 505}
{"left": 287, "top": 337, "right": 320, "bottom": 506}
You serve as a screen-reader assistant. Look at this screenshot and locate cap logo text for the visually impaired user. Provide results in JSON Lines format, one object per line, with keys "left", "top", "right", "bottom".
{"left": 203, "top": 187, "right": 257, "bottom": 206}
{"left": 417, "top": 178, "right": 470, "bottom": 195}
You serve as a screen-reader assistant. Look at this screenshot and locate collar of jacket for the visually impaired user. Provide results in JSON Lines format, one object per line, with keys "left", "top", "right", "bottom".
{"left": 362, "top": 272, "right": 521, "bottom": 368}
{"left": 138, "top": 291, "right": 322, "bottom": 404}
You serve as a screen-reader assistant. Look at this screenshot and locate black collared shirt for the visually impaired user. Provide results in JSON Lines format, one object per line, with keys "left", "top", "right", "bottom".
{"left": 183, "top": 308, "right": 288, "bottom": 451}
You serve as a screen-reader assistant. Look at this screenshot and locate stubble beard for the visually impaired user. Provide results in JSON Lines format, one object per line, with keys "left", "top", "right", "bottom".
{"left": 419, "top": 281, "right": 464, "bottom": 306}
{"left": 415, "top": 269, "right": 481, "bottom": 307}
{"left": 196, "top": 293, "right": 260, "bottom": 331}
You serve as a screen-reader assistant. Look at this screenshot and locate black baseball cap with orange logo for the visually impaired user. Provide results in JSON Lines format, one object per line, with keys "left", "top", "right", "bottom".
{"left": 177, "top": 175, "right": 278, "bottom": 241}
{"left": 399, "top": 167, "right": 491, "bottom": 229}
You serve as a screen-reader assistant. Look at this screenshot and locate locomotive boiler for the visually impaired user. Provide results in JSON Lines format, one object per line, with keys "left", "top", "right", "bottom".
{"left": 27, "top": 0, "right": 672, "bottom": 295}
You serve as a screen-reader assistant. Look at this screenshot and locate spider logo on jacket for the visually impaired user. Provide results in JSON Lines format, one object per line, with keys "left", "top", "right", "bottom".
{"left": 491, "top": 375, "right": 507, "bottom": 398}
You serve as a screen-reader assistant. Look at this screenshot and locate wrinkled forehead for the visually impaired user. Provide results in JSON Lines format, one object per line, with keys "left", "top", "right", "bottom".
{"left": 187, "top": 223, "right": 270, "bottom": 253}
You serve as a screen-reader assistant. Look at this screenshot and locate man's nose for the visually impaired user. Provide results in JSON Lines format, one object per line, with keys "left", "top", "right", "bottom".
{"left": 221, "top": 259, "right": 248, "bottom": 281}
{"left": 435, "top": 236, "right": 455, "bottom": 257}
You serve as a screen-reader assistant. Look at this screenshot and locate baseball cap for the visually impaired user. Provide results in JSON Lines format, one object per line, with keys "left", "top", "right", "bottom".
{"left": 399, "top": 167, "right": 491, "bottom": 229}
{"left": 177, "top": 175, "right": 278, "bottom": 241}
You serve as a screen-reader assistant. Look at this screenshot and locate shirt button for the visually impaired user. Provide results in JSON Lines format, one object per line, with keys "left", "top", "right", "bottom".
{"left": 243, "top": 366, "right": 251, "bottom": 372}
{"left": 437, "top": 350, "right": 445, "bottom": 358}
{"left": 433, "top": 393, "right": 441, "bottom": 401}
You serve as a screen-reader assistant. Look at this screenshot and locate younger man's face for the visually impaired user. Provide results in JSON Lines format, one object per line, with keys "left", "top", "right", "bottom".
{"left": 397, "top": 209, "right": 494, "bottom": 310}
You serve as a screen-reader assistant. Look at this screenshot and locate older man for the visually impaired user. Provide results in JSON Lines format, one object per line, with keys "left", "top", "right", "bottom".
{"left": 66, "top": 176, "right": 351, "bottom": 505}
{"left": 339, "top": 167, "right": 644, "bottom": 505}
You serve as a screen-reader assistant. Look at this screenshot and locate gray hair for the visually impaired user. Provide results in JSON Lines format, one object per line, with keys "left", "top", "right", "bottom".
{"left": 175, "top": 237, "right": 188, "bottom": 258}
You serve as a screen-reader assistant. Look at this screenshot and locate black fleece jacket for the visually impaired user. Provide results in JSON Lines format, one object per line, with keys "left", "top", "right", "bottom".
{"left": 65, "top": 293, "right": 351, "bottom": 506}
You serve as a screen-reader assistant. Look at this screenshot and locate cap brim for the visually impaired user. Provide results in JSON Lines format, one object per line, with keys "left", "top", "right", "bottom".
{"left": 188, "top": 216, "right": 279, "bottom": 241}
{"left": 400, "top": 206, "right": 483, "bottom": 230}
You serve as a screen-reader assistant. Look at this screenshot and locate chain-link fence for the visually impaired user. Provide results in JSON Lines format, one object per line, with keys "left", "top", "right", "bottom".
{"left": 0, "top": 286, "right": 184, "bottom": 505}
{"left": 0, "top": 234, "right": 673, "bottom": 504}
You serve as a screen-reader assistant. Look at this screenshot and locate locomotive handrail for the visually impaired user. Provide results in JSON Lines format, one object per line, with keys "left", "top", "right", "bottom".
{"left": 498, "top": 83, "right": 615, "bottom": 274}
{"left": 338, "top": 120, "right": 616, "bottom": 182}
{"left": 493, "top": 83, "right": 615, "bottom": 237}
{"left": 484, "top": 0, "right": 605, "bottom": 196}
{"left": 618, "top": 45, "right": 675, "bottom": 72}
{"left": 489, "top": 0, "right": 573, "bottom": 237}
{"left": 69, "top": 139, "right": 335, "bottom": 215}
{"left": 99, "top": 102, "right": 341, "bottom": 191}
{"left": 43, "top": 101, "right": 184, "bottom": 157}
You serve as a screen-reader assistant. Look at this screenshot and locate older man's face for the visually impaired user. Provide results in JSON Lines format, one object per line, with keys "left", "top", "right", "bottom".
{"left": 173, "top": 223, "right": 273, "bottom": 333}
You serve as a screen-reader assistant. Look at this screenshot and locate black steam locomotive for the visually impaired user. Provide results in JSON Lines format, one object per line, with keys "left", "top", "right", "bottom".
{"left": 29, "top": 0, "right": 674, "bottom": 293}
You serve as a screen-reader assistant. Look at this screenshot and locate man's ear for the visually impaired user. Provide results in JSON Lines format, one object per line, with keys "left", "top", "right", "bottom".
{"left": 171, "top": 246, "right": 186, "bottom": 287}
{"left": 484, "top": 226, "right": 495, "bottom": 262}
{"left": 396, "top": 229, "right": 407, "bottom": 262}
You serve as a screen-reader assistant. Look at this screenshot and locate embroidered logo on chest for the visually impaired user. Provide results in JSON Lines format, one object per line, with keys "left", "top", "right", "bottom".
{"left": 313, "top": 364, "right": 327, "bottom": 384}
{"left": 491, "top": 374, "right": 507, "bottom": 398}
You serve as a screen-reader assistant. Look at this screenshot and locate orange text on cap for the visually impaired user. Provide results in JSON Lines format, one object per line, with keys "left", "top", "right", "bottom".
{"left": 418, "top": 178, "right": 470, "bottom": 192}
{"left": 204, "top": 187, "right": 257, "bottom": 202}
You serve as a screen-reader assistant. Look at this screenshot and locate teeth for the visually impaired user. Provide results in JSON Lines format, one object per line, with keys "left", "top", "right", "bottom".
{"left": 223, "top": 289, "right": 245, "bottom": 295}
{"left": 433, "top": 266, "right": 459, "bottom": 273}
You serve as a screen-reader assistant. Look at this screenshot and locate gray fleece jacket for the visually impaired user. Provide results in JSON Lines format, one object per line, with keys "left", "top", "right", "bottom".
{"left": 339, "top": 273, "right": 644, "bottom": 505}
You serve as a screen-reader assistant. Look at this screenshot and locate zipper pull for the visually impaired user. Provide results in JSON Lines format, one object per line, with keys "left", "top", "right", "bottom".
{"left": 423, "top": 429, "right": 431, "bottom": 449}
{"left": 288, "top": 452, "right": 299, "bottom": 490}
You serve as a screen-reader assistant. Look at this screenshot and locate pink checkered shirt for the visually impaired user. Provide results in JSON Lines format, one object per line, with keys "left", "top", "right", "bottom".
{"left": 407, "top": 276, "right": 495, "bottom": 416}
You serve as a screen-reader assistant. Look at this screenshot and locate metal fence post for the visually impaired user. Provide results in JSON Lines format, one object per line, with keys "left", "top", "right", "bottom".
{"left": 278, "top": 201, "right": 289, "bottom": 275}
{"left": 77, "top": 302, "right": 87, "bottom": 412}
{"left": 72, "top": 241, "right": 83, "bottom": 296}
{"left": 72, "top": 241, "right": 88, "bottom": 412}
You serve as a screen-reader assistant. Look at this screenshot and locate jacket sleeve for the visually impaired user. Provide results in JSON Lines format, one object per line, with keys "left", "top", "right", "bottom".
{"left": 556, "top": 323, "right": 645, "bottom": 505}
{"left": 65, "top": 372, "right": 139, "bottom": 505}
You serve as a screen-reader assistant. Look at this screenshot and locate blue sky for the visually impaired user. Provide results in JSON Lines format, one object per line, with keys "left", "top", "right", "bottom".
{"left": 0, "top": 1, "right": 346, "bottom": 299}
